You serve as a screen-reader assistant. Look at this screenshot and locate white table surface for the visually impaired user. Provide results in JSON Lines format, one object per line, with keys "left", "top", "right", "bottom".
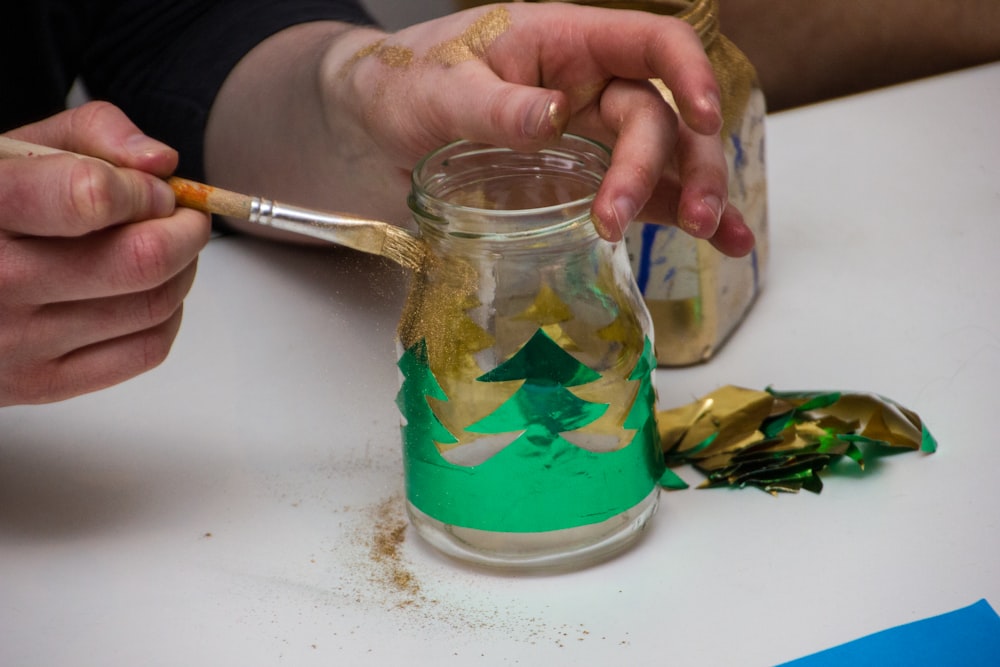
{"left": 3, "top": 63, "right": 999, "bottom": 667}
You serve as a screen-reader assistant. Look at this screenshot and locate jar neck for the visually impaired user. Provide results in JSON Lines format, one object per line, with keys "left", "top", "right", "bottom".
{"left": 408, "top": 135, "right": 610, "bottom": 248}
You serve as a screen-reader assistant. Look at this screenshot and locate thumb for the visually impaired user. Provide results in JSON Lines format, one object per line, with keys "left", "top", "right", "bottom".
{"left": 432, "top": 76, "right": 570, "bottom": 150}
{"left": 9, "top": 101, "right": 178, "bottom": 177}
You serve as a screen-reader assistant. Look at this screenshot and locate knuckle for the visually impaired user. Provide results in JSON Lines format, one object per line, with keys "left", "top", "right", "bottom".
{"left": 118, "top": 226, "right": 173, "bottom": 290}
{"left": 0, "top": 304, "right": 38, "bottom": 370}
{"left": 0, "top": 241, "right": 25, "bottom": 295}
{"left": 141, "top": 280, "right": 182, "bottom": 327}
{"left": 66, "top": 101, "right": 122, "bottom": 137}
{"left": 66, "top": 160, "right": 116, "bottom": 228}
{"left": 486, "top": 89, "right": 518, "bottom": 133}
{"left": 140, "top": 316, "right": 179, "bottom": 370}
{"left": 629, "top": 162, "right": 659, "bottom": 193}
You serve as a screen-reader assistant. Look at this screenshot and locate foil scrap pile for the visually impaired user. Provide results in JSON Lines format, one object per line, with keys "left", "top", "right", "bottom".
{"left": 657, "top": 386, "right": 937, "bottom": 494}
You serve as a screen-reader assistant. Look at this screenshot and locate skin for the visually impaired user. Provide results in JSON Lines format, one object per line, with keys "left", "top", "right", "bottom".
{"left": 717, "top": 0, "right": 1000, "bottom": 111}
{"left": 1, "top": 3, "right": 753, "bottom": 406}
{"left": 205, "top": 4, "right": 753, "bottom": 253}
{"left": 0, "top": 103, "right": 211, "bottom": 406}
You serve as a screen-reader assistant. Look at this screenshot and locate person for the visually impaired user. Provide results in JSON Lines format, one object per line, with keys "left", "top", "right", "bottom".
{"left": 0, "top": 0, "right": 754, "bottom": 407}
{"left": 718, "top": 0, "right": 1000, "bottom": 111}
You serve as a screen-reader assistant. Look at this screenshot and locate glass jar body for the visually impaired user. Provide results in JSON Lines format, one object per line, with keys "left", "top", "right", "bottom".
{"left": 397, "top": 135, "right": 663, "bottom": 571}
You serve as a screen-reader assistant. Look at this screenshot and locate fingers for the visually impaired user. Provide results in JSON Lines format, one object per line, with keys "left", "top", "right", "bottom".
{"left": 588, "top": 78, "right": 677, "bottom": 241}
{"left": 1, "top": 103, "right": 178, "bottom": 239}
{"left": 7, "top": 101, "right": 178, "bottom": 176}
{"left": 17, "top": 260, "right": 199, "bottom": 359}
{"left": 584, "top": 79, "right": 754, "bottom": 255}
{"left": 709, "top": 203, "right": 756, "bottom": 257}
{"left": 0, "top": 208, "right": 209, "bottom": 406}
{"left": 0, "top": 153, "right": 177, "bottom": 237}
{"left": 0, "top": 307, "right": 187, "bottom": 407}
{"left": 2, "top": 207, "right": 210, "bottom": 305}
{"left": 426, "top": 74, "right": 571, "bottom": 151}
{"left": 414, "top": 5, "right": 742, "bottom": 249}
{"left": 0, "top": 102, "right": 207, "bottom": 405}
{"left": 673, "top": 124, "right": 756, "bottom": 257}
{"left": 506, "top": 4, "right": 723, "bottom": 137}
{"left": 674, "top": 123, "right": 729, "bottom": 240}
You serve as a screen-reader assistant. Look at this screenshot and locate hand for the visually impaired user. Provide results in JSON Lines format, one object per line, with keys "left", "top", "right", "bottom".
{"left": 0, "top": 101, "right": 211, "bottom": 406}
{"left": 328, "top": 3, "right": 753, "bottom": 255}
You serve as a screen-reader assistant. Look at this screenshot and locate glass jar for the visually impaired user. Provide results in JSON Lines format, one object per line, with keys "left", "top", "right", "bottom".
{"left": 397, "top": 135, "right": 664, "bottom": 571}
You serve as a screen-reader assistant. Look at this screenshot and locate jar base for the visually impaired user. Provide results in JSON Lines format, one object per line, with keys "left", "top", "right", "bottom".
{"left": 406, "top": 487, "right": 660, "bottom": 573}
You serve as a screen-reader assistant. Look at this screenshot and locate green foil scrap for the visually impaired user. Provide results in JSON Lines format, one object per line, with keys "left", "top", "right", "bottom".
{"left": 657, "top": 386, "right": 936, "bottom": 494}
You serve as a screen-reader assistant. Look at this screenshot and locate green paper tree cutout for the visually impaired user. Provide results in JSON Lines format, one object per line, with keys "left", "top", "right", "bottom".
{"left": 621, "top": 338, "right": 671, "bottom": 488}
{"left": 466, "top": 328, "right": 609, "bottom": 441}
{"left": 396, "top": 338, "right": 458, "bottom": 450}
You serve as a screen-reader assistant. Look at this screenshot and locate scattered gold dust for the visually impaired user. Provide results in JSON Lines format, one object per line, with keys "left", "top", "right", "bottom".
{"left": 369, "top": 496, "right": 421, "bottom": 602}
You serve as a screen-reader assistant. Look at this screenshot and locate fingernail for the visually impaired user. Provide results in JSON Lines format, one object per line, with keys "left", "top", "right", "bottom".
{"left": 125, "top": 133, "right": 171, "bottom": 159}
{"left": 679, "top": 195, "right": 722, "bottom": 237}
{"left": 525, "top": 96, "right": 566, "bottom": 140}
{"left": 706, "top": 90, "right": 723, "bottom": 120}
{"left": 702, "top": 194, "right": 723, "bottom": 224}
{"left": 607, "top": 196, "right": 636, "bottom": 240}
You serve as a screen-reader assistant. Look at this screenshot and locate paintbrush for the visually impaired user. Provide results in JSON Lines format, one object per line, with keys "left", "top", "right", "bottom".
{"left": 0, "top": 135, "right": 426, "bottom": 271}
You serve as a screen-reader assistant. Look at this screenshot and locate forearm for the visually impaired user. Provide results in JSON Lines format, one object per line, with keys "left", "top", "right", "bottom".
{"left": 719, "top": 0, "right": 1000, "bottom": 109}
{"left": 203, "top": 21, "right": 411, "bottom": 237}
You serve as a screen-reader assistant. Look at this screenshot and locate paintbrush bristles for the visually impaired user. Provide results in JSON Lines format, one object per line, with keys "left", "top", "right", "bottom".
{"left": 381, "top": 226, "right": 428, "bottom": 271}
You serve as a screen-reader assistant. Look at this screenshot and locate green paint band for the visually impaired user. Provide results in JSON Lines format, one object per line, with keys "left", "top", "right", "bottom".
{"left": 397, "top": 332, "right": 664, "bottom": 533}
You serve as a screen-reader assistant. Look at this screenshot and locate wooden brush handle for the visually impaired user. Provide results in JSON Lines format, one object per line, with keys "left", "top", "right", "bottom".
{"left": 0, "top": 135, "right": 253, "bottom": 219}
{"left": 165, "top": 177, "right": 252, "bottom": 219}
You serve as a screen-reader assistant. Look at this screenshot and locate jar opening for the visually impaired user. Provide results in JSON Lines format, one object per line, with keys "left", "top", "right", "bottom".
{"left": 409, "top": 135, "right": 610, "bottom": 239}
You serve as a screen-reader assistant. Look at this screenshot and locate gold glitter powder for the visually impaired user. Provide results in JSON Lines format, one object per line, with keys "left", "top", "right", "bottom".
{"left": 340, "top": 39, "right": 414, "bottom": 77}
{"left": 397, "top": 251, "right": 487, "bottom": 363}
{"left": 340, "top": 6, "right": 512, "bottom": 85}
{"left": 425, "top": 6, "right": 513, "bottom": 66}
{"left": 397, "top": 251, "right": 511, "bottom": 451}
{"left": 377, "top": 44, "right": 414, "bottom": 68}
{"left": 370, "top": 497, "right": 421, "bottom": 600}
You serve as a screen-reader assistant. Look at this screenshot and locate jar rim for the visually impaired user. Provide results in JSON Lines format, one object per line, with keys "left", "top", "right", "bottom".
{"left": 408, "top": 134, "right": 611, "bottom": 239}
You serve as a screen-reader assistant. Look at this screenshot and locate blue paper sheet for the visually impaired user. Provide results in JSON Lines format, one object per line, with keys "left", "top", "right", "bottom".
{"left": 779, "top": 599, "right": 1000, "bottom": 666}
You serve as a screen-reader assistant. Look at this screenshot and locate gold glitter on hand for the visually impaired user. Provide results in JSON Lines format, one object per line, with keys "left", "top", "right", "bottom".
{"left": 340, "top": 6, "right": 512, "bottom": 80}
{"left": 425, "top": 6, "right": 513, "bottom": 67}
{"left": 376, "top": 44, "right": 415, "bottom": 68}
{"left": 339, "top": 38, "right": 415, "bottom": 78}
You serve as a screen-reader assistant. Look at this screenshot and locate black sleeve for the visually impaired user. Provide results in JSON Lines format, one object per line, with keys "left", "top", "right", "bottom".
{"left": 80, "top": 0, "right": 376, "bottom": 181}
